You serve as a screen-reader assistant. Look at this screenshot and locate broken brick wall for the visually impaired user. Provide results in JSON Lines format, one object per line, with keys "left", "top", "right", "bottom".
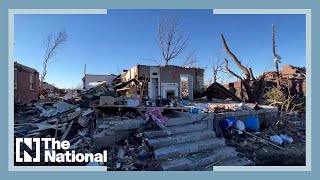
{"left": 159, "top": 66, "right": 205, "bottom": 95}
{"left": 288, "top": 79, "right": 306, "bottom": 97}
{"left": 282, "top": 64, "right": 298, "bottom": 76}
{"left": 14, "top": 64, "right": 40, "bottom": 103}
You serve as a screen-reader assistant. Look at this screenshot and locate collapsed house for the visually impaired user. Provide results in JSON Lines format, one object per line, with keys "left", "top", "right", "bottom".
{"left": 264, "top": 64, "right": 306, "bottom": 97}
{"left": 113, "top": 65, "right": 205, "bottom": 100}
{"left": 201, "top": 82, "right": 242, "bottom": 102}
{"left": 281, "top": 64, "right": 306, "bottom": 79}
{"left": 225, "top": 64, "right": 306, "bottom": 100}
{"left": 40, "top": 81, "right": 65, "bottom": 99}
{"left": 14, "top": 62, "right": 40, "bottom": 103}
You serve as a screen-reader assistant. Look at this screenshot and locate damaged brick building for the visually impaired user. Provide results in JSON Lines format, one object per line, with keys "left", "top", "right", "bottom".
{"left": 113, "top": 65, "right": 205, "bottom": 100}
{"left": 14, "top": 62, "right": 40, "bottom": 103}
{"left": 225, "top": 64, "right": 306, "bottom": 100}
{"left": 264, "top": 64, "right": 306, "bottom": 97}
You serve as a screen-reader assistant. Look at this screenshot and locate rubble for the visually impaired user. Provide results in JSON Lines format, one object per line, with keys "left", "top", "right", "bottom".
{"left": 99, "top": 96, "right": 115, "bottom": 105}
{"left": 221, "top": 113, "right": 306, "bottom": 166}
{"left": 14, "top": 73, "right": 306, "bottom": 169}
{"left": 13, "top": 19, "right": 307, "bottom": 169}
{"left": 145, "top": 107, "right": 168, "bottom": 124}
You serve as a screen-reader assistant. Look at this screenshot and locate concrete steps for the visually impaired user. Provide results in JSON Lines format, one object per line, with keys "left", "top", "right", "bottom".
{"left": 147, "top": 130, "right": 216, "bottom": 148}
{"left": 144, "top": 122, "right": 207, "bottom": 138}
{"left": 160, "top": 146, "right": 238, "bottom": 171}
{"left": 154, "top": 137, "right": 225, "bottom": 160}
{"left": 144, "top": 113, "right": 251, "bottom": 170}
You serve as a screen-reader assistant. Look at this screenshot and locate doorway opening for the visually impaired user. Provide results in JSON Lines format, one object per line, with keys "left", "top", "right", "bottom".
{"left": 180, "top": 75, "right": 193, "bottom": 100}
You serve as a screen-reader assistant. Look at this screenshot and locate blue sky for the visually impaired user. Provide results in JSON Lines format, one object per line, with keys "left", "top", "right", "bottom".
{"left": 14, "top": 10, "right": 306, "bottom": 89}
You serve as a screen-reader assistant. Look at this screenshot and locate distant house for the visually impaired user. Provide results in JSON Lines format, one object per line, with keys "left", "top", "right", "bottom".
{"left": 224, "top": 64, "right": 306, "bottom": 99}
{"left": 82, "top": 74, "right": 117, "bottom": 89}
{"left": 14, "top": 62, "right": 40, "bottom": 103}
{"left": 113, "top": 65, "right": 205, "bottom": 100}
{"left": 280, "top": 64, "right": 306, "bottom": 97}
{"left": 281, "top": 64, "right": 306, "bottom": 79}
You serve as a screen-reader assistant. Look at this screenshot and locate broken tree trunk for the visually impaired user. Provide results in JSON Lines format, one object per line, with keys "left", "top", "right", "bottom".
{"left": 221, "top": 34, "right": 250, "bottom": 82}
{"left": 221, "top": 34, "right": 265, "bottom": 103}
{"left": 272, "top": 24, "right": 281, "bottom": 88}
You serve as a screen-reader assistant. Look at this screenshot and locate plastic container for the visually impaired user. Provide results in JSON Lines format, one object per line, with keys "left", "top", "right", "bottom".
{"left": 280, "top": 134, "right": 293, "bottom": 144}
{"left": 270, "top": 135, "right": 283, "bottom": 145}
{"left": 220, "top": 117, "right": 236, "bottom": 129}
{"left": 244, "top": 115, "right": 260, "bottom": 132}
{"left": 235, "top": 120, "right": 245, "bottom": 134}
{"left": 236, "top": 120, "right": 245, "bottom": 131}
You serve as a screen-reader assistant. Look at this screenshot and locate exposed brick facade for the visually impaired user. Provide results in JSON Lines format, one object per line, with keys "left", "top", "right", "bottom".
{"left": 224, "top": 64, "right": 306, "bottom": 99}
{"left": 282, "top": 64, "right": 298, "bottom": 75}
{"left": 14, "top": 62, "right": 40, "bottom": 103}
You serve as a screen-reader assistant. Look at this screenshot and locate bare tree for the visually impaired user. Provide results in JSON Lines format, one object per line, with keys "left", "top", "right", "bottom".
{"left": 221, "top": 34, "right": 265, "bottom": 103}
{"left": 182, "top": 50, "right": 198, "bottom": 67}
{"left": 41, "top": 30, "right": 68, "bottom": 85}
{"left": 212, "top": 54, "right": 225, "bottom": 83}
{"left": 272, "top": 24, "right": 281, "bottom": 88}
{"left": 157, "top": 17, "right": 189, "bottom": 65}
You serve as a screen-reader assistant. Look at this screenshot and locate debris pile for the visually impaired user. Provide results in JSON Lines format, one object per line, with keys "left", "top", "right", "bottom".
{"left": 13, "top": 77, "right": 306, "bottom": 169}
{"left": 14, "top": 100, "right": 97, "bottom": 165}
{"left": 221, "top": 113, "right": 306, "bottom": 166}
{"left": 184, "top": 102, "right": 260, "bottom": 113}
{"left": 14, "top": 89, "right": 171, "bottom": 168}
{"left": 78, "top": 81, "right": 116, "bottom": 101}
{"left": 105, "top": 134, "right": 161, "bottom": 170}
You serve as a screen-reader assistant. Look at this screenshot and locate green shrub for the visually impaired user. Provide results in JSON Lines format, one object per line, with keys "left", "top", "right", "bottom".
{"left": 264, "top": 88, "right": 285, "bottom": 104}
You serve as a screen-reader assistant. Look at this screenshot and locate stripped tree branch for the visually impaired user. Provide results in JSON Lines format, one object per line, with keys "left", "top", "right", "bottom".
{"left": 224, "top": 58, "right": 244, "bottom": 82}
{"left": 221, "top": 34, "right": 250, "bottom": 82}
{"left": 221, "top": 34, "right": 265, "bottom": 103}
{"left": 272, "top": 24, "right": 281, "bottom": 88}
{"left": 249, "top": 68, "right": 257, "bottom": 82}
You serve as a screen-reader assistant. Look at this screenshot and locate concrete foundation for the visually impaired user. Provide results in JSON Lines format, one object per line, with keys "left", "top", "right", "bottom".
{"left": 213, "top": 104, "right": 279, "bottom": 136}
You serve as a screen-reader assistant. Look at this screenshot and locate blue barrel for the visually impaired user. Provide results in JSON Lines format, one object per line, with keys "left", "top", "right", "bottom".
{"left": 244, "top": 115, "right": 260, "bottom": 132}
{"left": 220, "top": 117, "right": 236, "bottom": 129}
